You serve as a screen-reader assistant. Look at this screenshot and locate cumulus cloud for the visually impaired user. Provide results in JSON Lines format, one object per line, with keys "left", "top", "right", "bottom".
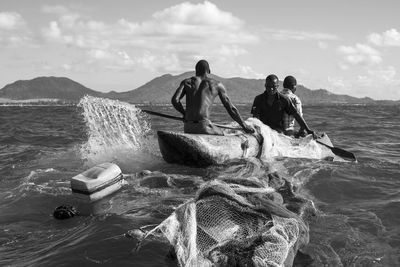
{"left": 368, "top": 28, "right": 400, "bottom": 47}
{"left": 40, "top": 1, "right": 257, "bottom": 73}
{"left": 0, "top": 12, "right": 32, "bottom": 46}
{"left": 327, "top": 66, "right": 400, "bottom": 99}
{"left": 86, "top": 49, "right": 135, "bottom": 70}
{"left": 338, "top": 43, "right": 382, "bottom": 65}
{"left": 327, "top": 76, "right": 346, "bottom": 89}
{"left": 152, "top": 1, "right": 242, "bottom": 29}
{"left": 134, "top": 51, "right": 182, "bottom": 73}
{"left": 0, "top": 12, "right": 26, "bottom": 30}
{"left": 362, "top": 66, "right": 398, "bottom": 85}
{"left": 218, "top": 45, "right": 248, "bottom": 57}
{"left": 237, "top": 65, "right": 264, "bottom": 79}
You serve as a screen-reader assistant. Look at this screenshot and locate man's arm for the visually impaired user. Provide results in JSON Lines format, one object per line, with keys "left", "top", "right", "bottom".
{"left": 171, "top": 81, "right": 186, "bottom": 117}
{"left": 284, "top": 96, "right": 316, "bottom": 136}
{"left": 251, "top": 96, "right": 260, "bottom": 119}
{"left": 217, "top": 82, "right": 254, "bottom": 133}
{"left": 294, "top": 96, "right": 305, "bottom": 131}
{"left": 295, "top": 96, "right": 303, "bottom": 117}
{"left": 293, "top": 112, "right": 318, "bottom": 137}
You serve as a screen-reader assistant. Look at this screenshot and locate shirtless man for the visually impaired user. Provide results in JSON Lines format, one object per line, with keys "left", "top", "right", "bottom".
{"left": 171, "top": 60, "right": 254, "bottom": 135}
{"left": 251, "top": 74, "right": 316, "bottom": 137}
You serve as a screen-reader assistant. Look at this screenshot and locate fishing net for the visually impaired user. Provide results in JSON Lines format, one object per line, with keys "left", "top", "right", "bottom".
{"left": 139, "top": 180, "right": 309, "bottom": 266}
{"left": 246, "top": 118, "right": 334, "bottom": 160}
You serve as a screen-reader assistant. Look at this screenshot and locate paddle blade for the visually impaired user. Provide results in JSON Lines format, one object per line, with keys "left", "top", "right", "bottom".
{"left": 331, "top": 146, "right": 357, "bottom": 162}
{"left": 316, "top": 138, "right": 357, "bottom": 162}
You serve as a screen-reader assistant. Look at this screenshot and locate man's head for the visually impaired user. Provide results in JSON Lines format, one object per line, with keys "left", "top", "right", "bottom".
{"left": 195, "top": 60, "right": 210, "bottom": 76}
{"left": 265, "top": 74, "right": 279, "bottom": 96}
{"left": 283, "top": 76, "right": 297, "bottom": 93}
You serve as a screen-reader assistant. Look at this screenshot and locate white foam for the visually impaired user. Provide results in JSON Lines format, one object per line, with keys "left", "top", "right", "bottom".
{"left": 77, "top": 96, "right": 153, "bottom": 167}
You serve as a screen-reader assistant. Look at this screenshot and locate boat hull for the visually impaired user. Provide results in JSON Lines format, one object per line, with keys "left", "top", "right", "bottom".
{"left": 157, "top": 130, "right": 260, "bottom": 167}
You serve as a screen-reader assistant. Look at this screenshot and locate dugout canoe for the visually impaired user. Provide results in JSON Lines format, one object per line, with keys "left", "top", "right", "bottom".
{"left": 157, "top": 130, "right": 261, "bottom": 167}
{"left": 157, "top": 131, "right": 343, "bottom": 167}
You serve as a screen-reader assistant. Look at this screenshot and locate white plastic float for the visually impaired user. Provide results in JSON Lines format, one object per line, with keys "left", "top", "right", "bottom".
{"left": 70, "top": 162, "right": 124, "bottom": 202}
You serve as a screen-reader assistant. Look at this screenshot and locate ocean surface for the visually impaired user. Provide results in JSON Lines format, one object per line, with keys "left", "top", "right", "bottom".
{"left": 0, "top": 97, "right": 399, "bottom": 267}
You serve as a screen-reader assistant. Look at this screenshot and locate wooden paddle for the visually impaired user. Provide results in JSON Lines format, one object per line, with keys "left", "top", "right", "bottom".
{"left": 315, "top": 134, "right": 357, "bottom": 162}
{"left": 141, "top": 109, "right": 242, "bottom": 130}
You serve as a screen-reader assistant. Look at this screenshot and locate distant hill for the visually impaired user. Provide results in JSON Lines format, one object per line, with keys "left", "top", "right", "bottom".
{"left": 0, "top": 74, "right": 397, "bottom": 105}
{"left": 0, "top": 76, "right": 104, "bottom": 101}
{"left": 106, "top": 72, "right": 376, "bottom": 105}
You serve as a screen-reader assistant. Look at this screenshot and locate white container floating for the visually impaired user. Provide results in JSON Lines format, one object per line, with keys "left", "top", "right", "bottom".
{"left": 70, "top": 162, "right": 124, "bottom": 202}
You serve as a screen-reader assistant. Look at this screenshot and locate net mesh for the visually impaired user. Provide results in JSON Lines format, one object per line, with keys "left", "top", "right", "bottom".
{"left": 141, "top": 180, "right": 309, "bottom": 266}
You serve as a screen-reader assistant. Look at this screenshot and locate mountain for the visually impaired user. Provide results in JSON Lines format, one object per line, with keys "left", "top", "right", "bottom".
{"left": 0, "top": 76, "right": 104, "bottom": 101}
{"left": 0, "top": 74, "right": 396, "bottom": 105}
{"left": 294, "top": 86, "right": 374, "bottom": 105}
{"left": 106, "top": 72, "right": 376, "bottom": 105}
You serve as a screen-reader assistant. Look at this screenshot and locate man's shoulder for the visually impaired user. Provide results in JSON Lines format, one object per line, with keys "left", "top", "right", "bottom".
{"left": 277, "top": 92, "right": 293, "bottom": 104}
{"left": 253, "top": 93, "right": 264, "bottom": 100}
{"left": 281, "top": 90, "right": 300, "bottom": 101}
{"left": 206, "top": 77, "right": 220, "bottom": 85}
{"left": 281, "top": 88, "right": 291, "bottom": 96}
{"left": 278, "top": 92, "right": 290, "bottom": 100}
{"left": 252, "top": 93, "right": 264, "bottom": 105}
{"left": 293, "top": 94, "right": 302, "bottom": 103}
{"left": 181, "top": 77, "right": 193, "bottom": 85}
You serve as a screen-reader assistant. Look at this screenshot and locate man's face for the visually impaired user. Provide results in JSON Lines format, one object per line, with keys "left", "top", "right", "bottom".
{"left": 265, "top": 78, "right": 279, "bottom": 96}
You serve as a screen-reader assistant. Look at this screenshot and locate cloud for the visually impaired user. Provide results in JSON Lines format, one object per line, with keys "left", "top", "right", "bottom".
{"left": 86, "top": 49, "right": 135, "bottom": 71}
{"left": 0, "top": 12, "right": 25, "bottom": 30}
{"left": 368, "top": 28, "right": 400, "bottom": 47}
{"left": 218, "top": 45, "right": 248, "bottom": 57}
{"left": 362, "top": 66, "right": 398, "bottom": 85}
{"left": 327, "top": 76, "right": 346, "bottom": 89}
{"left": 237, "top": 65, "right": 264, "bottom": 79}
{"left": 133, "top": 51, "right": 182, "bottom": 73}
{"left": 263, "top": 29, "right": 339, "bottom": 41}
{"left": 0, "top": 12, "right": 32, "bottom": 46}
{"left": 40, "top": 1, "right": 257, "bottom": 73}
{"left": 152, "top": 1, "right": 242, "bottom": 29}
{"left": 327, "top": 66, "right": 400, "bottom": 99}
{"left": 338, "top": 43, "right": 382, "bottom": 65}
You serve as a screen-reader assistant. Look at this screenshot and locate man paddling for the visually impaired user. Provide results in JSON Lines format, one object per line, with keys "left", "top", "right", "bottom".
{"left": 251, "top": 74, "right": 316, "bottom": 137}
{"left": 281, "top": 75, "right": 306, "bottom": 137}
{"left": 171, "top": 60, "right": 254, "bottom": 135}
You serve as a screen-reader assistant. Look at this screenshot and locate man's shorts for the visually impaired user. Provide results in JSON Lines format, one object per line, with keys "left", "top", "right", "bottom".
{"left": 184, "top": 119, "right": 224, "bottom": 135}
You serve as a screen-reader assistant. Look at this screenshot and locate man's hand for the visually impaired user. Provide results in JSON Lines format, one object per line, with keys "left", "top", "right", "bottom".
{"left": 307, "top": 129, "right": 318, "bottom": 139}
{"left": 242, "top": 123, "right": 255, "bottom": 134}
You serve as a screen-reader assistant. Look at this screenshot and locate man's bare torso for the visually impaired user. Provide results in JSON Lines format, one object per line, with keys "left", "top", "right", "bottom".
{"left": 183, "top": 76, "right": 219, "bottom": 122}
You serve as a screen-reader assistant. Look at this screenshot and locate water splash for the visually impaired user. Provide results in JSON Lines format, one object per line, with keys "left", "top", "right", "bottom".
{"left": 78, "top": 96, "right": 152, "bottom": 166}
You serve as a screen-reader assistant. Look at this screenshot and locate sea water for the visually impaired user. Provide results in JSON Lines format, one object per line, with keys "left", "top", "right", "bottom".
{"left": 0, "top": 97, "right": 399, "bottom": 266}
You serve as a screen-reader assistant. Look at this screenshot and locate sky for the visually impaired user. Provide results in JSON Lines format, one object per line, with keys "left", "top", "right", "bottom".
{"left": 1, "top": 0, "right": 400, "bottom": 100}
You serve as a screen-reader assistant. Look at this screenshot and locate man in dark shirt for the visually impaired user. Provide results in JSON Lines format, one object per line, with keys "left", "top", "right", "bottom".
{"left": 251, "top": 74, "right": 316, "bottom": 136}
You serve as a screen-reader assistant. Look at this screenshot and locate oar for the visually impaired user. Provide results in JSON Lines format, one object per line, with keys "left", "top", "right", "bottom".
{"left": 141, "top": 109, "right": 242, "bottom": 130}
{"left": 315, "top": 139, "right": 357, "bottom": 162}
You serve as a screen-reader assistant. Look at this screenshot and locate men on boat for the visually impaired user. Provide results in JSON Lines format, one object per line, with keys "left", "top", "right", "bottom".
{"left": 171, "top": 60, "right": 254, "bottom": 135}
{"left": 281, "top": 75, "right": 307, "bottom": 137}
{"left": 251, "top": 74, "right": 316, "bottom": 137}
